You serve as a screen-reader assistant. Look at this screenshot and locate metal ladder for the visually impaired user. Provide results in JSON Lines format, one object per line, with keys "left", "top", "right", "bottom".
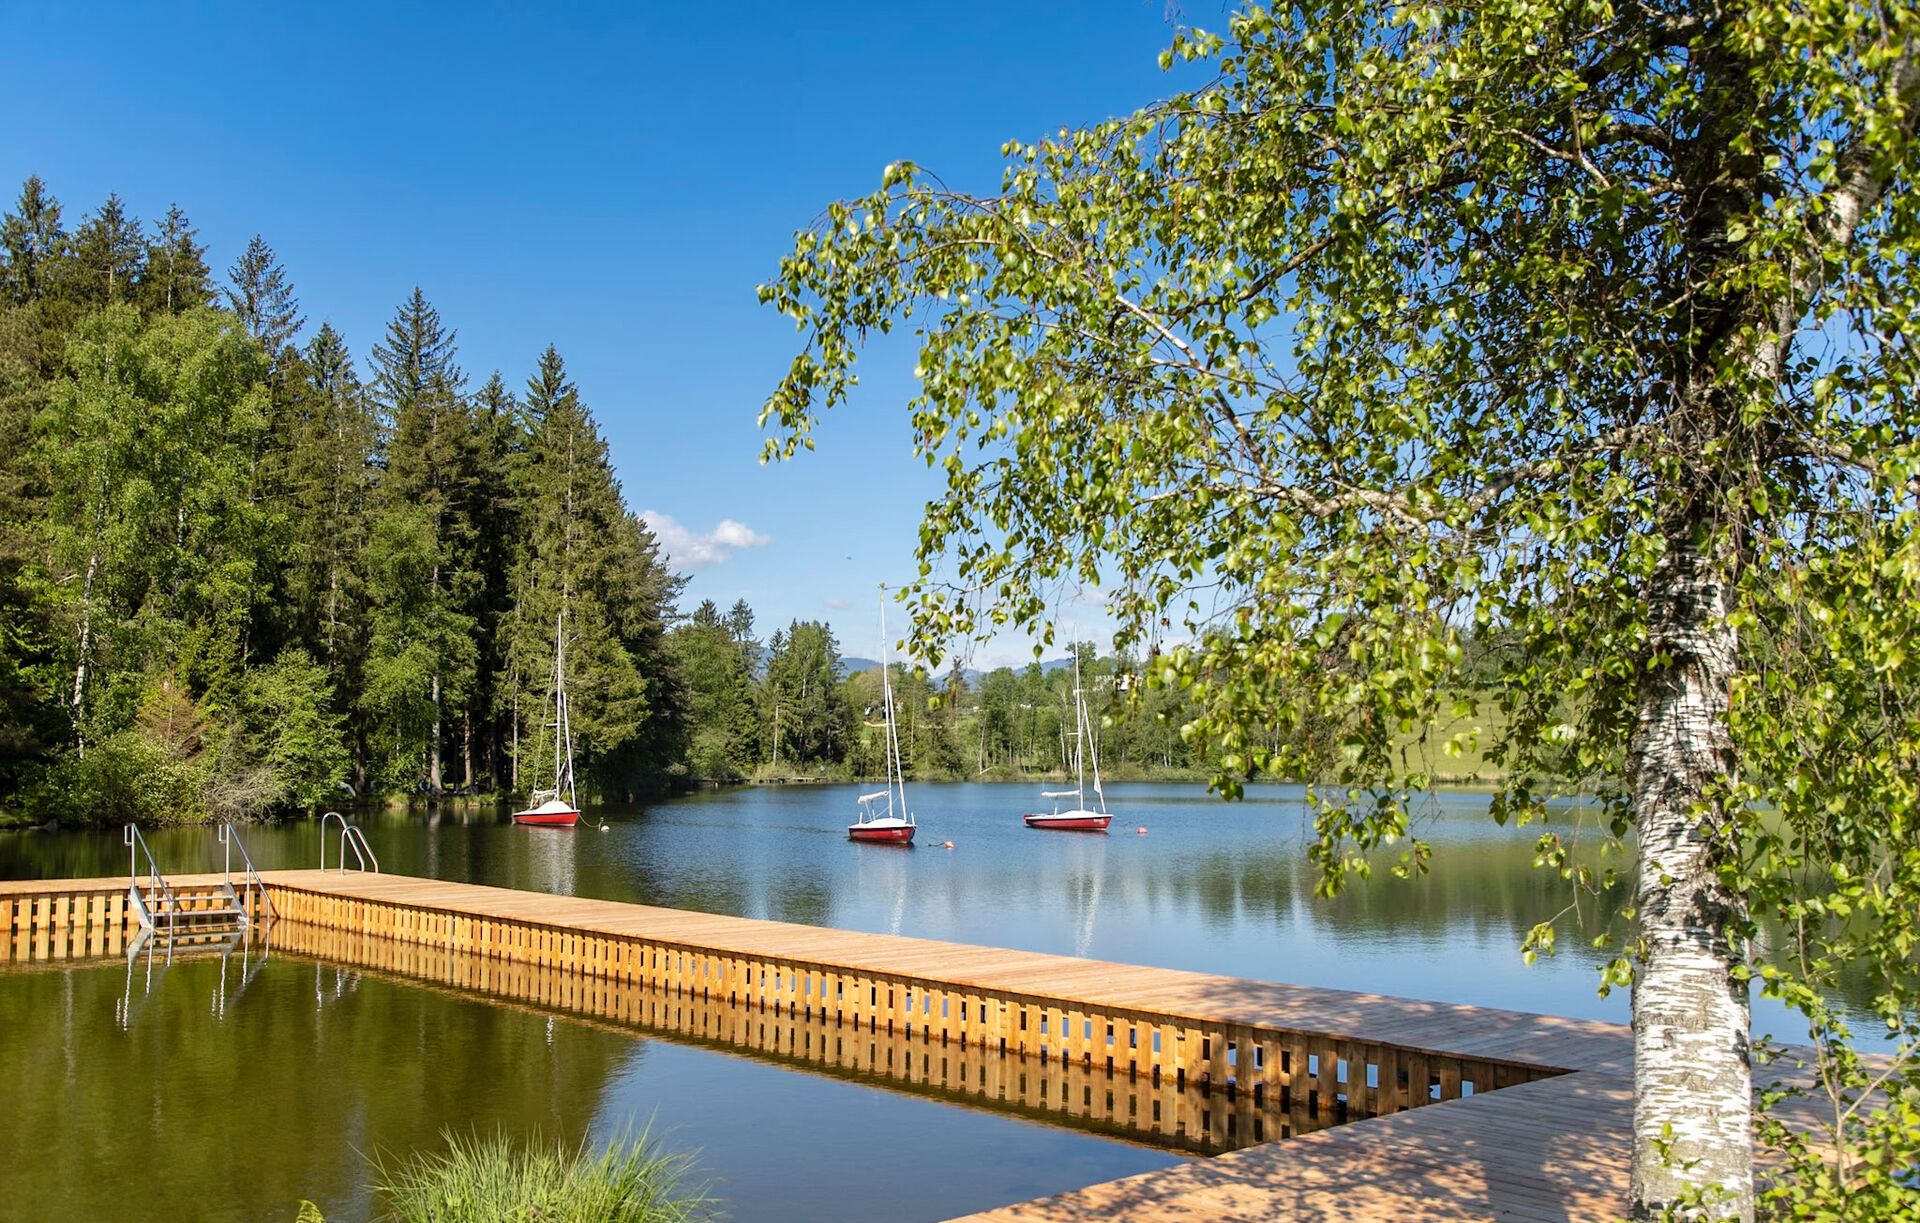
{"left": 218, "top": 820, "right": 277, "bottom": 928}
{"left": 320, "top": 811, "right": 379, "bottom": 873}
{"left": 122, "top": 822, "right": 276, "bottom": 945}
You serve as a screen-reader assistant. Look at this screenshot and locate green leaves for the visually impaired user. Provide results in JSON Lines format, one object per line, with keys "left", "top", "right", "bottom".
{"left": 761, "top": 0, "right": 1920, "bottom": 1203}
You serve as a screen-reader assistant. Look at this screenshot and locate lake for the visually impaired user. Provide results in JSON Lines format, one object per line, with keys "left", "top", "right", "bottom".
{"left": 0, "top": 782, "right": 1876, "bottom": 1220}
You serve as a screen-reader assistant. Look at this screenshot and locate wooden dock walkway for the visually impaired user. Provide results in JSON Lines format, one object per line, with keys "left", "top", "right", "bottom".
{"left": 959, "top": 1066, "right": 1635, "bottom": 1221}
{"left": 3, "top": 868, "right": 1643, "bottom": 1219}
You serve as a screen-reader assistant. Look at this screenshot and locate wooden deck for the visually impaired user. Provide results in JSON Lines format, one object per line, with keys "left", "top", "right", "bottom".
{"left": 257, "top": 869, "right": 1629, "bottom": 1072}
{"left": 959, "top": 1066, "right": 1635, "bottom": 1221}
{"left": 4, "top": 868, "right": 1647, "bottom": 1219}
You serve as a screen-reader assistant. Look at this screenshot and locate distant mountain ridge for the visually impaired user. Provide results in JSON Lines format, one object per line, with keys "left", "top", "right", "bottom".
{"left": 841, "top": 656, "right": 1073, "bottom": 685}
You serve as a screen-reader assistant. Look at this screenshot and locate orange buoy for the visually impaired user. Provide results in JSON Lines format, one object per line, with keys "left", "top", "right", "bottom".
{"left": 941, "top": 840, "right": 955, "bottom": 849}
{"left": 1137, "top": 826, "right": 1148, "bottom": 835}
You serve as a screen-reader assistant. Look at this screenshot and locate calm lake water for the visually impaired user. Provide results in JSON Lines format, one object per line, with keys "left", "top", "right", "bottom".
{"left": 0, "top": 782, "right": 1883, "bottom": 1220}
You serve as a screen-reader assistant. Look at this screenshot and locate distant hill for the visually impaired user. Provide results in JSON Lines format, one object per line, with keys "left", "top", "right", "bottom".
{"left": 841, "top": 656, "right": 1073, "bottom": 685}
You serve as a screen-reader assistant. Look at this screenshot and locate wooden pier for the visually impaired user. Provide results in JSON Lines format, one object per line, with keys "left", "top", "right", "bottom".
{"left": 272, "top": 919, "right": 1326, "bottom": 1156}
{"left": 3, "top": 868, "right": 1645, "bottom": 1219}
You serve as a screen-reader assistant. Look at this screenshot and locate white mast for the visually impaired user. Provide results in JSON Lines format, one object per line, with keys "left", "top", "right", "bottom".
{"left": 552, "top": 610, "right": 576, "bottom": 810}
{"left": 1079, "top": 653, "right": 1105, "bottom": 815}
{"left": 879, "top": 587, "right": 912, "bottom": 825}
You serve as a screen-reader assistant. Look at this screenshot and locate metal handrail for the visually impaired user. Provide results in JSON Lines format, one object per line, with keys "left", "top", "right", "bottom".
{"left": 320, "top": 811, "right": 379, "bottom": 874}
{"left": 122, "top": 824, "right": 181, "bottom": 937}
{"left": 342, "top": 825, "right": 378, "bottom": 873}
{"left": 217, "top": 822, "right": 277, "bottom": 925}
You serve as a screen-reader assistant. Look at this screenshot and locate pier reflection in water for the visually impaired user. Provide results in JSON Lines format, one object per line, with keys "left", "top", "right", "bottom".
{"left": 271, "top": 919, "right": 1346, "bottom": 1156}
{"left": 0, "top": 932, "right": 1183, "bottom": 1223}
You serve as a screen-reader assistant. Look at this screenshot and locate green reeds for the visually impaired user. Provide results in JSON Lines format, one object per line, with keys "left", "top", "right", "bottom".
{"left": 365, "top": 1129, "right": 710, "bottom": 1223}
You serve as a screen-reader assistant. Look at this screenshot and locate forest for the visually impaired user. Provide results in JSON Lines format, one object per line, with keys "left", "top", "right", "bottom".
{"left": 0, "top": 176, "right": 1208, "bottom": 825}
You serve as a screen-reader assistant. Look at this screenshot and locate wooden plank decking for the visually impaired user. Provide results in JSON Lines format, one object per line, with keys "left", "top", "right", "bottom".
{"left": 5, "top": 868, "right": 1647, "bottom": 1219}
{"left": 258, "top": 869, "right": 1631, "bottom": 1074}
{"left": 959, "top": 1067, "right": 1635, "bottom": 1221}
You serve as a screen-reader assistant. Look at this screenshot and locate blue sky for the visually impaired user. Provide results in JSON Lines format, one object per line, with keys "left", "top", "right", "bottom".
{"left": 3, "top": 0, "right": 1216, "bottom": 666}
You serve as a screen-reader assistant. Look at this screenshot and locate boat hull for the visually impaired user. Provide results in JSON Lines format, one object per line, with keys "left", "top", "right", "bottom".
{"left": 512, "top": 808, "right": 581, "bottom": 827}
{"left": 848, "top": 823, "right": 916, "bottom": 844}
{"left": 1023, "top": 812, "right": 1112, "bottom": 832}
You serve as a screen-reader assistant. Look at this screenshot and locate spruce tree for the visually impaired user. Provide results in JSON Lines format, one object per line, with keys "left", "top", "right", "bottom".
{"left": 0, "top": 177, "right": 65, "bottom": 305}
{"left": 467, "top": 371, "right": 524, "bottom": 788}
{"left": 64, "top": 193, "right": 143, "bottom": 307}
{"left": 363, "top": 288, "right": 475, "bottom": 792}
{"left": 762, "top": 620, "right": 853, "bottom": 767}
{"left": 672, "top": 599, "right": 761, "bottom": 779}
{"left": 224, "top": 234, "right": 303, "bottom": 356}
{"left": 496, "top": 345, "right": 684, "bottom": 796}
{"left": 279, "top": 324, "right": 379, "bottom": 681}
{"left": 725, "top": 599, "right": 756, "bottom": 648}
{"left": 504, "top": 347, "right": 647, "bottom": 793}
{"left": 136, "top": 205, "right": 212, "bottom": 314}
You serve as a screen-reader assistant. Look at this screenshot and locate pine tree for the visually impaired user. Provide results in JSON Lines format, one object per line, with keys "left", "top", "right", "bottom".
{"left": 136, "top": 205, "right": 212, "bottom": 314}
{"left": 0, "top": 177, "right": 66, "bottom": 305}
{"left": 64, "top": 193, "right": 143, "bottom": 307}
{"left": 225, "top": 234, "right": 303, "bottom": 355}
{"left": 502, "top": 346, "right": 673, "bottom": 794}
{"left": 363, "top": 288, "right": 474, "bottom": 792}
{"left": 762, "top": 620, "right": 853, "bottom": 767}
{"left": 279, "top": 324, "right": 379, "bottom": 679}
{"left": 467, "top": 371, "right": 524, "bottom": 788}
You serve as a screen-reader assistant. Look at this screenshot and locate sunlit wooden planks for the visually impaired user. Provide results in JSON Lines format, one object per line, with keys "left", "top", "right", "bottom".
{"left": 957, "top": 1069, "right": 1636, "bottom": 1222}
{"left": 0, "top": 872, "right": 271, "bottom": 962}
{"left": 249, "top": 868, "right": 1636, "bottom": 1222}
{"left": 259, "top": 869, "right": 1626, "bottom": 1072}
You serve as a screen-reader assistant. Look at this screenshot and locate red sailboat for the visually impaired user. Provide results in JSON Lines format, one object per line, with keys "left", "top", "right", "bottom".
{"left": 850, "top": 591, "right": 916, "bottom": 845}
{"left": 514, "top": 612, "right": 582, "bottom": 828}
{"left": 1024, "top": 658, "right": 1112, "bottom": 832}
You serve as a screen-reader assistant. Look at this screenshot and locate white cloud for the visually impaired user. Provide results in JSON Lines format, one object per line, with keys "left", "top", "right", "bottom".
{"left": 641, "top": 511, "right": 771, "bottom": 568}
{"left": 824, "top": 597, "right": 852, "bottom": 610}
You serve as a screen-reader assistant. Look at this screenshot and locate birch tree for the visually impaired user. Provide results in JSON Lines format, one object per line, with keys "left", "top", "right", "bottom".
{"left": 760, "top": 2, "right": 1920, "bottom": 1216}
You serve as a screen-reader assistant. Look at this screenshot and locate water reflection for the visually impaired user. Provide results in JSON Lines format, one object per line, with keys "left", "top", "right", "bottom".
{"left": 850, "top": 839, "right": 910, "bottom": 934}
{"left": 0, "top": 937, "right": 1179, "bottom": 1222}
{"left": 0, "top": 782, "right": 1881, "bottom": 1042}
{"left": 266, "top": 921, "right": 1335, "bottom": 1156}
{"left": 0, "top": 936, "right": 627, "bottom": 1223}
{"left": 115, "top": 924, "right": 275, "bottom": 1029}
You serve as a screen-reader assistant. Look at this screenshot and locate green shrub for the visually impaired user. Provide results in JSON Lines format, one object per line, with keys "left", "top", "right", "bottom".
{"left": 370, "top": 1130, "right": 709, "bottom": 1223}
{"left": 238, "top": 649, "right": 348, "bottom": 811}
{"left": 30, "top": 726, "right": 205, "bottom": 824}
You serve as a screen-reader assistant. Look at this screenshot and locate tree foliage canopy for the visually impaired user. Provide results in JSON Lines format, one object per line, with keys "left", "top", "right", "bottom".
{"left": 761, "top": 1, "right": 1920, "bottom": 1214}
{"left": 0, "top": 179, "right": 684, "bottom": 813}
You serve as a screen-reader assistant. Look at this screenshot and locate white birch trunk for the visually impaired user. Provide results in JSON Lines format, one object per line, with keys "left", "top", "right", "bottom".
{"left": 429, "top": 558, "right": 442, "bottom": 794}
{"left": 430, "top": 672, "right": 443, "bottom": 793}
{"left": 1628, "top": 541, "right": 1752, "bottom": 1220}
{"left": 69, "top": 551, "right": 99, "bottom": 757}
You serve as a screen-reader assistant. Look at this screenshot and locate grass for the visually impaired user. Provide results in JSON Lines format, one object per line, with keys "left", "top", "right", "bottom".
{"left": 340, "top": 1130, "right": 711, "bottom": 1223}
